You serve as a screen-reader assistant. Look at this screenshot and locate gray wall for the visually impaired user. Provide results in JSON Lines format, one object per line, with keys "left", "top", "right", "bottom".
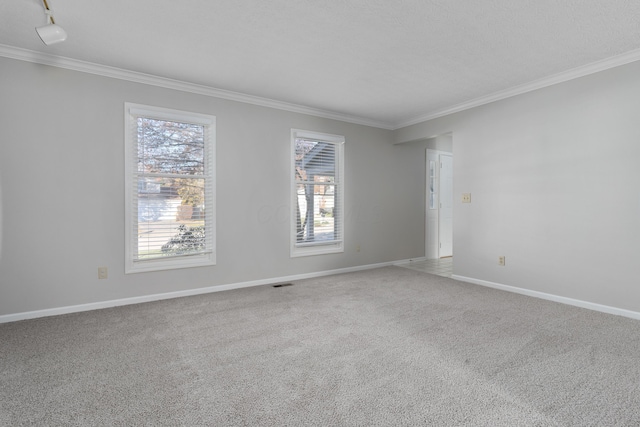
{"left": 397, "top": 60, "right": 640, "bottom": 313}
{"left": 3, "top": 54, "right": 640, "bottom": 318}
{"left": 0, "top": 57, "right": 425, "bottom": 316}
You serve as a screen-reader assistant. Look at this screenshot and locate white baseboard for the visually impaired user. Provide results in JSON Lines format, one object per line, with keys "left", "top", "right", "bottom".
{"left": 452, "top": 275, "right": 640, "bottom": 321}
{"left": 0, "top": 259, "right": 413, "bottom": 324}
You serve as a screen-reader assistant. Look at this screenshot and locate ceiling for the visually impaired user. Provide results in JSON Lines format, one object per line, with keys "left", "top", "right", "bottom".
{"left": 1, "top": 0, "right": 640, "bottom": 129}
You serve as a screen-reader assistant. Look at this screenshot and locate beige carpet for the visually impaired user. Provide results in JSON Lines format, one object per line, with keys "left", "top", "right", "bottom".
{"left": 1, "top": 267, "right": 640, "bottom": 426}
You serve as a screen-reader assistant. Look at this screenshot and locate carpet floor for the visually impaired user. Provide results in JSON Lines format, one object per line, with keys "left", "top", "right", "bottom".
{"left": 1, "top": 267, "right": 640, "bottom": 426}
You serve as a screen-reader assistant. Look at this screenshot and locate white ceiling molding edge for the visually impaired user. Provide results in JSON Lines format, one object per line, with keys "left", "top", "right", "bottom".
{"left": 0, "top": 44, "right": 395, "bottom": 130}
{"left": 3, "top": 44, "right": 640, "bottom": 132}
{"left": 395, "top": 48, "right": 640, "bottom": 130}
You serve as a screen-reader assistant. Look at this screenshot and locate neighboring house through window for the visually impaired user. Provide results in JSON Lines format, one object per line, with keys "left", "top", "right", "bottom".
{"left": 291, "top": 129, "right": 344, "bottom": 257}
{"left": 124, "top": 103, "right": 216, "bottom": 273}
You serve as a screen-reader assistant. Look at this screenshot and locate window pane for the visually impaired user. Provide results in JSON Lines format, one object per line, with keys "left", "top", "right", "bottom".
{"left": 429, "top": 160, "right": 436, "bottom": 209}
{"left": 138, "top": 118, "right": 205, "bottom": 175}
{"left": 137, "top": 176, "right": 206, "bottom": 260}
{"left": 295, "top": 139, "right": 336, "bottom": 182}
{"left": 291, "top": 129, "right": 343, "bottom": 257}
{"left": 126, "top": 103, "right": 215, "bottom": 273}
{"left": 296, "top": 182, "right": 337, "bottom": 244}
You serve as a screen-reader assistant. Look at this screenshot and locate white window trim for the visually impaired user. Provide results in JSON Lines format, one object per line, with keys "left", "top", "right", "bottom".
{"left": 290, "top": 129, "right": 345, "bottom": 258}
{"left": 124, "top": 103, "right": 216, "bottom": 273}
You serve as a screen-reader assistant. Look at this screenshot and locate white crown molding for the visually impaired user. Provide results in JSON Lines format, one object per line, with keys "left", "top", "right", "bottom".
{"left": 394, "top": 47, "right": 640, "bottom": 130}
{"left": 3, "top": 44, "right": 640, "bottom": 132}
{"left": 0, "top": 44, "right": 395, "bottom": 130}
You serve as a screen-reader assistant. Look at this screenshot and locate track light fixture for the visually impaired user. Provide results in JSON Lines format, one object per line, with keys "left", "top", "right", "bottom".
{"left": 35, "top": 0, "right": 67, "bottom": 45}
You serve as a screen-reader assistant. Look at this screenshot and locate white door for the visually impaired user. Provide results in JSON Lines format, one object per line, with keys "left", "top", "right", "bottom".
{"left": 439, "top": 154, "right": 453, "bottom": 257}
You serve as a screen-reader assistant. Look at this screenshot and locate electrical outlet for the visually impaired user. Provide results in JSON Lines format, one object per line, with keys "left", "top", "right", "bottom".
{"left": 498, "top": 256, "right": 505, "bottom": 266}
{"left": 356, "top": 245, "right": 361, "bottom": 252}
{"left": 98, "top": 267, "right": 108, "bottom": 279}
{"left": 462, "top": 193, "right": 471, "bottom": 203}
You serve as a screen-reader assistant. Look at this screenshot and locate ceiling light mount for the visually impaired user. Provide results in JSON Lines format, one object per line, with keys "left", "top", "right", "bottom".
{"left": 35, "top": 0, "right": 67, "bottom": 45}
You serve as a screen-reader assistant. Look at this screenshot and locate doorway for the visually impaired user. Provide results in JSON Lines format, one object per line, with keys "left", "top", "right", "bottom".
{"left": 426, "top": 149, "right": 453, "bottom": 259}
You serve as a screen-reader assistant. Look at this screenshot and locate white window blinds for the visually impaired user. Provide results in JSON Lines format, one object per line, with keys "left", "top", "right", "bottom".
{"left": 125, "top": 104, "right": 216, "bottom": 273}
{"left": 291, "top": 129, "right": 344, "bottom": 257}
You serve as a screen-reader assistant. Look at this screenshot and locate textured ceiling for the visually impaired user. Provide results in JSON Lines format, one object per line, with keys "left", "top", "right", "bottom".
{"left": 1, "top": 0, "right": 640, "bottom": 128}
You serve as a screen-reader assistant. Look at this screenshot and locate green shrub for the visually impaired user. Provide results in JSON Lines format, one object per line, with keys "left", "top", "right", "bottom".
{"left": 161, "top": 225, "right": 205, "bottom": 255}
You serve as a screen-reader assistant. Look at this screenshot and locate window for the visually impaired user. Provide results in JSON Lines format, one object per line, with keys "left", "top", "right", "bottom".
{"left": 125, "top": 103, "right": 215, "bottom": 273}
{"left": 429, "top": 160, "right": 437, "bottom": 209}
{"left": 291, "top": 129, "right": 344, "bottom": 257}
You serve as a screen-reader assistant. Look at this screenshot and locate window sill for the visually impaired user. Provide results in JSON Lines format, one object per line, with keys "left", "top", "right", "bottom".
{"left": 290, "top": 242, "right": 343, "bottom": 258}
{"left": 125, "top": 253, "right": 216, "bottom": 274}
